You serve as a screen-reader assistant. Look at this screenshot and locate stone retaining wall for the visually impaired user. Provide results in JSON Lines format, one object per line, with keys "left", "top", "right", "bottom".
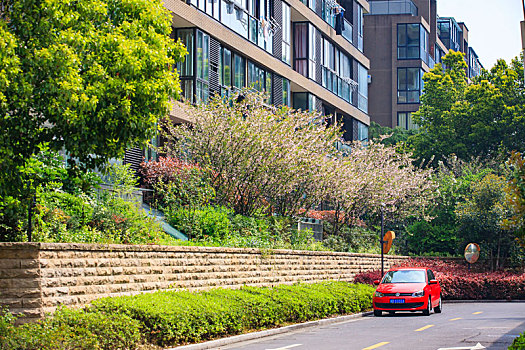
{"left": 0, "top": 242, "right": 409, "bottom": 322}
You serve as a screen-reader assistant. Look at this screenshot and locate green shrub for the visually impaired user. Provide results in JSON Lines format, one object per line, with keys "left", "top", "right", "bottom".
{"left": 2, "top": 308, "right": 141, "bottom": 350}
{"left": 509, "top": 332, "right": 525, "bottom": 350}
{"left": 93, "top": 281, "right": 375, "bottom": 347}
{"left": 167, "top": 206, "right": 232, "bottom": 240}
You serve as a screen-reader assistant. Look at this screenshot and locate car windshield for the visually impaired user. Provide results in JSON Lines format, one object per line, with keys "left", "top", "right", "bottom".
{"left": 382, "top": 270, "right": 426, "bottom": 283}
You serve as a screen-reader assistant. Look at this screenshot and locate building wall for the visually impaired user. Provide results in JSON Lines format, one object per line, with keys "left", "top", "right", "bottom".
{"left": 0, "top": 242, "right": 409, "bottom": 322}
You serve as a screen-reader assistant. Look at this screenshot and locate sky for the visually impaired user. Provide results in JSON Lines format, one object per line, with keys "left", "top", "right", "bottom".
{"left": 437, "top": 0, "right": 523, "bottom": 69}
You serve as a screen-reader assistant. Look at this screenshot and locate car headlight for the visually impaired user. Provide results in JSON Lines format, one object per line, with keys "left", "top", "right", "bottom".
{"left": 375, "top": 291, "right": 384, "bottom": 297}
{"left": 412, "top": 290, "right": 425, "bottom": 297}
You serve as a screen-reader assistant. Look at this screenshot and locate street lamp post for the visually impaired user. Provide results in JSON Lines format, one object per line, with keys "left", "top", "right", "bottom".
{"left": 380, "top": 203, "right": 385, "bottom": 279}
{"left": 522, "top": 0, "right": 525, "bottom": 82}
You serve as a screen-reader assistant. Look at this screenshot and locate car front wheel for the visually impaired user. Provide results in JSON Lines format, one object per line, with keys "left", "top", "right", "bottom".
{"left": 434, "top": 296, "right": 442, "bottom": 313}
{"left": 423, "top": 297, "right": 431, "bottom": 316}
{"left": 374, "top": 309, "right": 382, "bottom": 317}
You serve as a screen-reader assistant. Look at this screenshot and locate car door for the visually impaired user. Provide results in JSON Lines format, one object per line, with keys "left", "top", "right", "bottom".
{"left": 427, "top": 269, "right": 438, "bottom": 305}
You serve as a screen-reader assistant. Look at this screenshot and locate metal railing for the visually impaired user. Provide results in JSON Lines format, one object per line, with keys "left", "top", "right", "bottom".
{"left": 368, "top": 0, "right": 418, "bottom": 16}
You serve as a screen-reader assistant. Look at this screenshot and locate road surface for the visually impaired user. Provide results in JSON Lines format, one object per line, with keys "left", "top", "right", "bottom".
{"left": 219, "top": 302, "right": 525, "bottom": 350}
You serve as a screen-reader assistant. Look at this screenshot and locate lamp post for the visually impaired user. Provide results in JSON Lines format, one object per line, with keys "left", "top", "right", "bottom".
{"left": 522, "top": 0, "right": 525, "bottom": 82}
{"left": 380, "top": 203, "right": 386, "bottom": 279}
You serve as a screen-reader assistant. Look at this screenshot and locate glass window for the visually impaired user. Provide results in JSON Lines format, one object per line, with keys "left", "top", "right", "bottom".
{"left": 357, "top": 4, "right": 364, "bottom": 52}
{"left": 358, "top": 63, "right": 368, "bottom": 113}
{"left": 177, "top": 29, "right": 195, "bottom": 101}
{"left": 282, "top": 2, "right": 291, "bottom": 65}
{"left": 397, "top": 68, "right": 423, "bottom": 104}
{"left": 398, "top": 23, "right": 425, "bottom": 59}
{"left": 321, "top": 37, "right": 352, "bottom": 103}
{"left": 294, "top": 23, "right": 308, "bottom": 77}
{"left": 397, "top": 112, "right": 419, "bottom": 130}
{"left": 233, "top": 54, "right": 245, "bottom": 90}
{"left": 196, "top": 30, "right": 209, "bottom": 103}
{"left": 283, "top": 78, "right": 290, "bottom": 107}
{"left": 382, "top": 270, "right": 426, "bottom": 283}
{"left": 308, "top": 24, "right": 317, "bottom": 80}
{"left": 293, "top": 92, "right": 316, "bottom": 111}
{"left": 357, "top": 120, "right": 368, "bottom": 142}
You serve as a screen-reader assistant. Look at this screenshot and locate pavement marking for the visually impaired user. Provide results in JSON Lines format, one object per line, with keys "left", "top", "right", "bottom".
{"left": 472, "top": 311, "right": 483, "bottom": 315}
{"left": 266, "top": 344, "right": 302, "bottom": 350}
{"left": 362, "top": 342, "right": 390, "bottom": 350}
{"left": 414, "top": 324, "right": 434, "bottom": 332}
{"left": 437, "top": 342, "right": 486, "bottom": 350}
{"left": 450, "top": 317, "right": 463, "bottom": 321}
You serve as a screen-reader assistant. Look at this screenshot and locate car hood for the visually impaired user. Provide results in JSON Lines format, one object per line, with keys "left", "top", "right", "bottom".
{"left": 377, "top": 283, "right": 426, "bottom": 294}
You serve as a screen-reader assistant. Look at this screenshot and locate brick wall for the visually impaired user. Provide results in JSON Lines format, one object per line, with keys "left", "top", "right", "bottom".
{"left": 0, "top": 242, "right": 409, "bottom": 322}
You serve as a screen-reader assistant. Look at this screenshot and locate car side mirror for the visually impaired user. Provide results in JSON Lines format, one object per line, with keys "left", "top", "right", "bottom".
{"left": 429, "top": 279, "right": 438, "bottom": 285}
{"left": 373, "top": 280, "right": 380, "bottom": 285}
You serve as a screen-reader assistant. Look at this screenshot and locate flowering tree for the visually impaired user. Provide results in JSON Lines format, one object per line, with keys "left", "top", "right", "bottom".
{"left": 505, "top": 152, "right": 525, "bottom": 246}
{"left": 321, "top": 141, "right": 437, "bottom": 235}
{"left": 164, "top": 90, "right": 436, "bottom": 233}
{"left": 164, "top": 91, "right": 340, "bottom": 216}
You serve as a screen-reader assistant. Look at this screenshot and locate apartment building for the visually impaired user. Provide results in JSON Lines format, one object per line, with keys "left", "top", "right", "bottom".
{"left": 363, "top": 0, "right": 483, "bottom": 130}
{"left": 124, "top": 0, "right": 373, "bottom": 170}
{"left": 173, "top": 0, "right": 374, "bottom": 135}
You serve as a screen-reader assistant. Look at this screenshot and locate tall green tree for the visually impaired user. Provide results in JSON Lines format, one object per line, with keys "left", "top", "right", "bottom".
{"left": 0, "top": 0, "right": 186, "bottom": 197}
{"left": 411, "top": 51, "right": 525, "bottom": 166}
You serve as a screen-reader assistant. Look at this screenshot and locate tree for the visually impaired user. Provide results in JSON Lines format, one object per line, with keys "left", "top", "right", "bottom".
{"left": 456, "top": 173, "right": 515, "bottom": 270}
{"left": 164, "top": 90, "right": 436, "bottom": 241}
{"left": 164, "top": 90, "right": 340, "bottom": 217}
{"left": 410, "top": 51, "right": 525, "bottom": 166}
{"left": 505, "top": 151, "right": 525, "bottom": 246}
{"left": 368, "top": 122, "right": 418, "bottom": 150}
{"left": 0, "top": 0, "right": 187, "bottom": 197}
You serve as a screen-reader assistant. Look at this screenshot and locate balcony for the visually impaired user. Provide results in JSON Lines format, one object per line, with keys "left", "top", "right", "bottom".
{"left": 368, "top": 0, "right": 418, "bottom": 16}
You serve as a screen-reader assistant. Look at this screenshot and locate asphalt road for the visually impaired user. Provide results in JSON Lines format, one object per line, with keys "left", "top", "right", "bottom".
{"left": 219, "top": 302, "right": 525, "bottom": 350}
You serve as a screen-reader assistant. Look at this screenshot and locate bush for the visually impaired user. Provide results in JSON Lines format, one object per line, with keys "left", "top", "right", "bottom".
{"left": 353, "top": 258, "right": 525, "bottom": 300}
{"left": 0, "top": 308, "right": 142, "bottom": 350}
{"left": 509, "top": 332, "right": 525, "bottom": 350}
{"left": 93, "top": 281, "right": 375, "bottom": 347}
{"left": 167, "top": 206, "right": 232, "bottom": 241}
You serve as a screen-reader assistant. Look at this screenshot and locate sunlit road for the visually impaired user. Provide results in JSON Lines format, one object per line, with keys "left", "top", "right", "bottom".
{"left": 219, "top": 302, "right": 525, "bottom": 350}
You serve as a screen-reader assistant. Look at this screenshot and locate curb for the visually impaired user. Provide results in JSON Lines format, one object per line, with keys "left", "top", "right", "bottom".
{"left": 444, "top": 299, "right": 525, "bottom": 303}
{"left": 168, "top": 311, "right": 373, "bottom": 350}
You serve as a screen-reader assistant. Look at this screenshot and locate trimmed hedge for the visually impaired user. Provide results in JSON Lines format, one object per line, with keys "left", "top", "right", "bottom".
{"left": 1, "top": 282, "right": 374, "bottom": 349}
{"left": 92, "top": 281, "right": 375, "bottom": 347}
{"left": 509, "top": 332, "right": 525, "bottom": 350}
{"left": 354, "top": 258, "right": 525, "bottom": 300}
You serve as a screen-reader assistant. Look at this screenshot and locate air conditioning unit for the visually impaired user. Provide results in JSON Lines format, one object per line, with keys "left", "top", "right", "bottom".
{"left": 298, "top": 218, "right": 323, "bottom": 241}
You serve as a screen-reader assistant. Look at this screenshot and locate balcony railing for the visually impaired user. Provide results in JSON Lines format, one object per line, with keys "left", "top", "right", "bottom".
{"left": 368, "top": 0, "right": 418, "bottom": 16}
{"left": 342, "top": 19, "right": 353, "bottom": 44}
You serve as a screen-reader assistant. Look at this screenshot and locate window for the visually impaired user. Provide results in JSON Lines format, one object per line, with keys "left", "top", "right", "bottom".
{"left": 321, "top": 37, "right": 353, "bottom": 103}
{"left": 219, "top": 47, "right": 232, "bottom": 97}
{"left": 282, "top": 3, "right": 291, "bottom": 64}
{"left": 283, "top": 78, "right": 291, "bottom": 106}
{"left": 357, "top": 4, "right": 364, "bottom": 52}
{"left": 294, "top": 23, "right": 316, "bottom": 79}
{"left": 357, "top": 120, "right": 368, "bottom": 142}
{"left": 397, "top": 68, "right": 423, "bottom": 104}
{"left": 233, "top": 53, "right": 246, "bottom": 89}
{"left": 397, "top": 23, "right": 420, "bottom": 59}
{"left": 196, "top": 30, "right": 210, "bottom": 103}
{"left": 397, "top": 112, "right": 419, "bottom": 130}
{"left": 177, "top": 29, "right": 195, "bottom": 101}
{"left": 293, "top": 92, "right": 316, "bottom": 111}
{"left": 247, "top": 61, "right": 272, "bottom": 102}
{"left": 358, "top": 63, "right": 368, "bottom": 113}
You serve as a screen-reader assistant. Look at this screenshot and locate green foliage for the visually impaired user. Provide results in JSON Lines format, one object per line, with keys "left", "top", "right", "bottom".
{"left": 505, "top": 151, "right": 525, "bottom": 246}
{"left": 509, "top": 332, "right": 525, "bottom": 350}
{"left": 322, "top": 223, "right": 378, "bottom": 253}
{"left": 368, "top": 121, "right": 418, "bottom": 151}
{"left": 411, "top": 51, "right": 525, "bottom": 166}
{"left": 1, "top": 308, "right": 142, "bottom": 350}
{"left": 167, "top": 206, "right": 232, "bottom": 241}
{"left": 92, "top": 282, "right": 374, "bottom": 346}
{"left": 456, "top": 173, "right": 515, "bottom": 269}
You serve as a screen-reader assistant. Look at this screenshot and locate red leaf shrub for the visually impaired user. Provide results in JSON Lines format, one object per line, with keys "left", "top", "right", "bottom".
{"left": 353, "top": 258, "right": 525, "bottom": 300}
{"left": 140, "top": 157, "right": 198, "bottom": 187}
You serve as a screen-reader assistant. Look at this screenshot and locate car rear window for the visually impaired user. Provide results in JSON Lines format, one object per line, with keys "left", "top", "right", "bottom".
{"left": 382, "top": 270, "right": 426, "bottom": 283}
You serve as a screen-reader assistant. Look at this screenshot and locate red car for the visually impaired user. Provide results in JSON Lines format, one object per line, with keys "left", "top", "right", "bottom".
{"left": 372, "top": 267, "right": 442, "bottom": 316}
